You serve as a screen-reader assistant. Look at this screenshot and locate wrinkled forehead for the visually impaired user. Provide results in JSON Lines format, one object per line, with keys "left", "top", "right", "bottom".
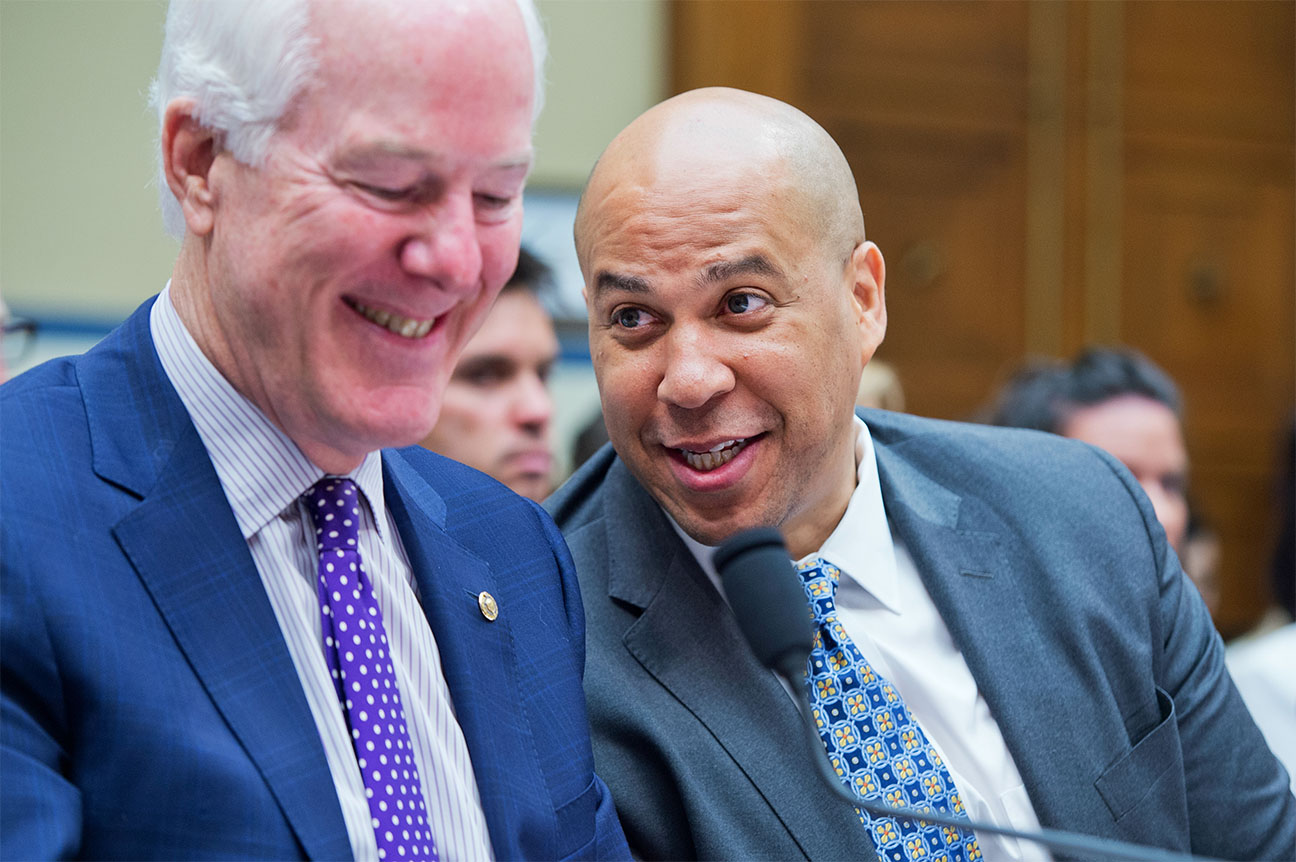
{"left": 279, "top": 0, "right": 535, "bottom": 169}
{"left": 578, "top": 137, "right": 806, "bottom": 265}
{"left": 578, "top": 179, "right": 816, "bottom": 296}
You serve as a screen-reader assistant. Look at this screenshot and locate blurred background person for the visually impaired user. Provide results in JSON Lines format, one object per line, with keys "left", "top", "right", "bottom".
{"left": 421, "top": 247, "right": 559, "bottom": 501}
{"left": 1226, "top": 415, "right": 1296, "bottom": 793}
{"left": 1228, "top": 624, "right": 1296, "bottom": 795}
{"left": 980, "top": 346, "right": 1220, "bottom": 616}
{"left": 0, "top": 297, "right": 38, "bottom": 383}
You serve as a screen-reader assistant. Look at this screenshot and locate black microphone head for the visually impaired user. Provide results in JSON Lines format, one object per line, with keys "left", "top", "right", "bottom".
{"left": 713, "top": 528, "right": 814, "bottom": 673}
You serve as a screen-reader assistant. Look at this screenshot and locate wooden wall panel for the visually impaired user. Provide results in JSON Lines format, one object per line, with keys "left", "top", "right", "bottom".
{"left": 1119, "top": 0, "right": 1295, "bottom": 633}
{"left": 670, "top": 2, "right": 805, "bottom": 103}
{"left": 806, "top": 4, "right": 1030, "bottom": 421}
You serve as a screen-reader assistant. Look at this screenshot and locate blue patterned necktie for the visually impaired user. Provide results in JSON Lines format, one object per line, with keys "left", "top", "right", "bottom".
{"left": 306, "top": 478, "right": 438, "bottom": 862}
{"left": 798, "top": 557, "right": 981, "bottom": 862}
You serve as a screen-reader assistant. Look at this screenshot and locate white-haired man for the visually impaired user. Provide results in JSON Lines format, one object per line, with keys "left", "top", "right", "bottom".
{"left": 0, "top": 1, "right": 629, "bottom": 859}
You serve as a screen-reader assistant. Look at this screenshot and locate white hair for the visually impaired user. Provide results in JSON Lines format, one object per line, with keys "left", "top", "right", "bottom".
{"left": 151, "top": 0, "right": 548, "bottom": 238}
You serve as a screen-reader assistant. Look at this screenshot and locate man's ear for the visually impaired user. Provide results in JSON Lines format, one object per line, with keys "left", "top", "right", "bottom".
{"left": 162, "top": 99, "right": 219, "bottom": 236}
{"left": 849, "top": 240, "right": 888, "bottom": 363}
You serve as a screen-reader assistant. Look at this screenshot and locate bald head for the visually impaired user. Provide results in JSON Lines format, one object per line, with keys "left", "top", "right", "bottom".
{"left": 576, "top": 88, "right": 865, "bottom": 273}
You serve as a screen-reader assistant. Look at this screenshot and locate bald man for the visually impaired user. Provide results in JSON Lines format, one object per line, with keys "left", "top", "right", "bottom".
{"left": 546, "top": 88, "right": 1294, "bottom": 861}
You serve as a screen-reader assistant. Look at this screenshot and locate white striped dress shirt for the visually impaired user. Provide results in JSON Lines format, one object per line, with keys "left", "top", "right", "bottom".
{"left": 151, "top": 285, "right": 494, "bottom": 861}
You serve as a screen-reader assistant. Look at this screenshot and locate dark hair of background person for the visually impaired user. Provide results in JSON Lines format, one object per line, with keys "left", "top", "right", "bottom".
{"left": 980, "top": 345, "right": 1226, "bottom": 622}
{"left": 506, "top": 246, "right": 555, "bottom": 299}
{"left": 979, "top": 346, "right": 1182, "bottom": 432}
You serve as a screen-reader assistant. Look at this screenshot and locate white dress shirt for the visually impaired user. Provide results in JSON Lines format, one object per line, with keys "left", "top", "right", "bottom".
{"left": 151, "top": 285, "right": 494, "bottom": 861}
{"left": 1227, "top": 623, "right": 1296, "bottom": 796}
{"left": 676, "top": 416, "right": 1050, "bottom": 861}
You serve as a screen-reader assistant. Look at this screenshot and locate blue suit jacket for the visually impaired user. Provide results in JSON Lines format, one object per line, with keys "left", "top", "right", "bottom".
{"left": 1, "top": 298, "right": 629, "bottom": 860}
{"left": 546, "top": 409, "right": 1296, "bottom": 861}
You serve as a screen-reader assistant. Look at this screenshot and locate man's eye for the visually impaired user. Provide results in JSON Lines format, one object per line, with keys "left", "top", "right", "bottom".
{"left": 1161, "top": 474, "right": 1187, "bottom": 497}
{"left": 724, "top": 292, "right": 769, "bottom": 314}
{"left": 474, "top": 192, "right": 514, "bottom": 210}
{"left": 463, "top": 369, "right": 505, "bottom": 386}
{"left": 353, "top": 182, "right": 415, "bottom": 202}
{"left": 613, "top": 307, "right": 652, "bottom": 329}
{"left": 457, "top": 362, "right": 511, "bottom": 387}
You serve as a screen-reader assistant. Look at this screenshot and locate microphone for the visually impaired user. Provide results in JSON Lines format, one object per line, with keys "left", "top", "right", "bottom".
{"left": 713, "top": 528, "right": 1220, "bottom": 862}
{"left": 712, "top": 527, "right": 815, "bottom": 674}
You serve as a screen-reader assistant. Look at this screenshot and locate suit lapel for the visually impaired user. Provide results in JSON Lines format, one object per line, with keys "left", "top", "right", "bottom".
{"left": 86, "top": 301, "right": 350, "bottom": 860}
{"left": 382, "top": 452, "right": 547, "bottom": 862}
{"left": 873, "top": 436, "right": 1096, "bottom": 830}
{"left": 601, "top": 461, "right": 877, "bottom": 861}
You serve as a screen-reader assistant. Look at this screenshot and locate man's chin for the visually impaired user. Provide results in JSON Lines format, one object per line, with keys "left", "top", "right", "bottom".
{"left": 666, "top": 504, "right": 771, "bottom": 550}
{"left": 322, "top": 409, "right": 441, "bottom": 465}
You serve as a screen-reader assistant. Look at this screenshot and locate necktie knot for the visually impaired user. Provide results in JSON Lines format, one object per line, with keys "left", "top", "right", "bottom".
{"left": 306, "top": 477, "right": 362, "bottom": 552}
{"left": 797, "top": 557, "right": 843, "bottom": 622}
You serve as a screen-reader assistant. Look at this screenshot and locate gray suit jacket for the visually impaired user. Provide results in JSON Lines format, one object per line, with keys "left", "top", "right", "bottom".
{"left": 546, "top": 408, "right": 1296, "bottom": 861}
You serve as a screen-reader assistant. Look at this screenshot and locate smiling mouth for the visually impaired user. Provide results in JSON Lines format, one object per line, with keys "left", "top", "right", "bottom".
{"left": 348, "top": 299, "right": 436, "bottom": 339}
{"left": 679, "top": 438, "right": 749, "bottom": 471}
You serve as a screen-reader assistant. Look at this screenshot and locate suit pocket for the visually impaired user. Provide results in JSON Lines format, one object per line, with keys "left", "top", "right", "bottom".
{"left": 554, "top": 777, "right": 599, "bottom": 860}
{"left": 1094, "top": 687, "right": 1189, "bottom": 831}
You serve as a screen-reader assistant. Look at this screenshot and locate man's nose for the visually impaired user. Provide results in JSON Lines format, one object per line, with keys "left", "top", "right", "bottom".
{"left": 399, "top": 193, "right": 482, "bottom": 292}
{"left": 513, "top": 371, "right": 553, "bottom": 432}
{"left": 656, "top": 327, "right": 735, "bottom": 409}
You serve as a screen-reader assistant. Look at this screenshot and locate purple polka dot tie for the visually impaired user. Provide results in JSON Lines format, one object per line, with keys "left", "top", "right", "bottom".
{"left": 306, "top": 478, "right": 438, "bottom": 862}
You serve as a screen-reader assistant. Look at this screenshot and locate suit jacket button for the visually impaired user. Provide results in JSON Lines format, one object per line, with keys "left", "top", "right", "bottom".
{"left": 477, "top": 591, "right": 499, "bottom": 621}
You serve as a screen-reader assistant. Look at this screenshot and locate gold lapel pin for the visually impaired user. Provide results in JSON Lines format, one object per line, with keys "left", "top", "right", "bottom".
{"left": 477, "top": 591, "right": 499, "bottom": 621}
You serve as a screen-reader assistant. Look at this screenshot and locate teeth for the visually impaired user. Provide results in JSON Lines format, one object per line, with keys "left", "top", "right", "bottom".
{"left": 681, "top": 438, "right": 747, "bottom": 471}
{"left": 352, "top": 301, "right": 435, "bottom": 339}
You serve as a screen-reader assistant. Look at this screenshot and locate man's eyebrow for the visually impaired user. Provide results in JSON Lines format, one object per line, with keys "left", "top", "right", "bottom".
{"left": 333, "top": 142, "right": 433, "bottom": 168}
{"left": 593, "top": 271, "right": 652, "bottom": 297}
{"left": 700, "top": 255, "right": 784, "bottom": 285}
{"left": 335, "top": 141, "right": 532, "bottom": 173}
{"left": 591, "top": 255, "right": 782, "bottom": 298}
{"left": 453, "top": 355, "right": 515, "bottom": 379}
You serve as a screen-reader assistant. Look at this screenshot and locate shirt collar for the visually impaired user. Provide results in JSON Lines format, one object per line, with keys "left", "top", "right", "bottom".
{"left": 671, "top": 415, "right": 902, "bottom": 614}
{"left": 150, "top": 283, "right": 389, "bottom": 540}
{"left": 808, "top": 416, "right": 902, "bottom": 613}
